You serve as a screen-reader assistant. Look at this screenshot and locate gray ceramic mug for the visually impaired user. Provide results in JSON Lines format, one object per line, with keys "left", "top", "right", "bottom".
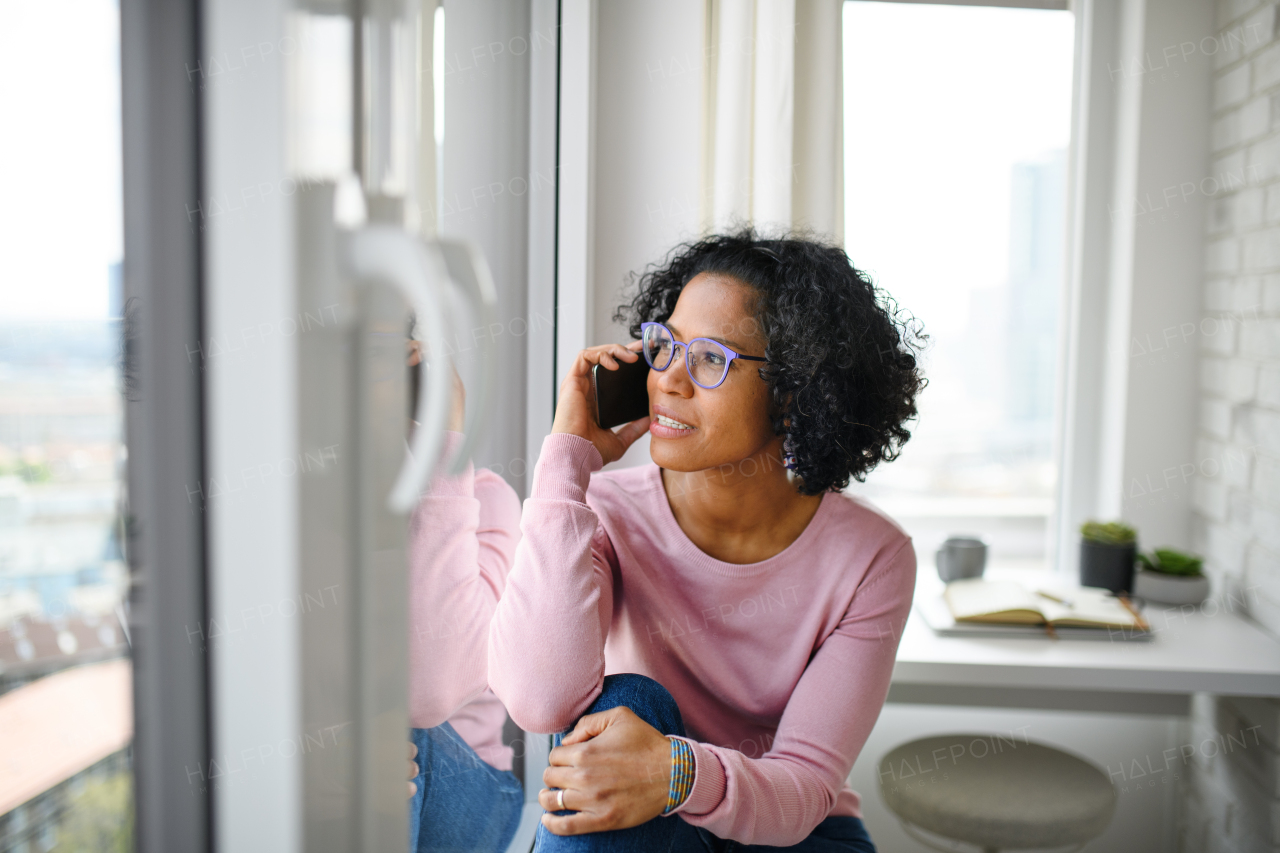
{"left": 936, "top": 536, "right": 988, "bottom": 582}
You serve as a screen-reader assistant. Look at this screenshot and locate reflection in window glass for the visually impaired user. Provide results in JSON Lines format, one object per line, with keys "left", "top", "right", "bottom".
{"left": 0, "top": 0, "right": 132, "bottom": 849}
{"left": 842, "top": 1, "right": 1075, "bottom": 567}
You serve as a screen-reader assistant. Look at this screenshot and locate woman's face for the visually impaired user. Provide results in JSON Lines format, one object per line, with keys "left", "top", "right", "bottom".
{"left": 647, "top": 272, "right": 778, "bottom": 473}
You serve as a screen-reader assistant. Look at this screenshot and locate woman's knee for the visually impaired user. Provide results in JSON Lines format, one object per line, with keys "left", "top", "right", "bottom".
{"left": 582, "top": 673, "right": 685, "bottom": 738}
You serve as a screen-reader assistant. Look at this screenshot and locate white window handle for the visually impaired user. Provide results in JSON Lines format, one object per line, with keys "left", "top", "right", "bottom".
{"left": 343, "top": 225, "right": 455, "bottom": 513}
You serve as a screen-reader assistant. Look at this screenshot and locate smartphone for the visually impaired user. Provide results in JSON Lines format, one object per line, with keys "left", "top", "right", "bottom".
{"left": 592, "top": 355, "right": 650, "bottom": 429}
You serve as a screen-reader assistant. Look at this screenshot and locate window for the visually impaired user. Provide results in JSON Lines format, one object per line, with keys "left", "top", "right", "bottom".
{"left": 0, "top": 0, "right": 132, "bottom": 846}
{"left": 842, "top": 1, "right": 1075, "bottom": 569}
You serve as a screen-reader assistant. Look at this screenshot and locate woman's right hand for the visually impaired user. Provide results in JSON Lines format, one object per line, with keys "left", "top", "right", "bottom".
{"left": 551, "top": 342, "right": 650, "bottom": 466}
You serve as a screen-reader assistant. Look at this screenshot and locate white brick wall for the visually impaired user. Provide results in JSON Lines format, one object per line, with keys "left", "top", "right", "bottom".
{"left": 1181, "top": 695, "right": 1280, "bottom": 852}
{"left": 1194, "top": 0, "right": 1280, "bottom": 635}
{"left": 1187, "top": 3, "right": 1280, "bottom": 850}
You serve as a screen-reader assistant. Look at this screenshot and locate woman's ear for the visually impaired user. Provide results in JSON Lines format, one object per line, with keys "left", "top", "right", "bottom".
{"left": 775, "top": 392, "right": 794, "bottom": 434}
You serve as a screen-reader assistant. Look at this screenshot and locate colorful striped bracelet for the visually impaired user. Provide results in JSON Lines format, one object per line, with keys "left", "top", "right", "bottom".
{"left": 664, "top": 736, "right": 695, "bottom": 814}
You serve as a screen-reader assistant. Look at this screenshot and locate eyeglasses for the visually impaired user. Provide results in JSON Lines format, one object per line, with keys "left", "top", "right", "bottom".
{"left": 640, "top": 321, "right": 767, "bottom": 390}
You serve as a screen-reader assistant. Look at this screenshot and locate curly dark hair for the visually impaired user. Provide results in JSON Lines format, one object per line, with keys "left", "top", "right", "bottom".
{"left": 613, "top": 227, "right": 928, "bottom": 496}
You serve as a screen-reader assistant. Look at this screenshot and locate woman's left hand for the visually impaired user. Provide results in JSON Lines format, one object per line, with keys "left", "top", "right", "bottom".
{"left": 538, "top": 706, "right": 672, "bottom": 835}
{"left": 407, "top": 340, "right": 465, "bottom": 432}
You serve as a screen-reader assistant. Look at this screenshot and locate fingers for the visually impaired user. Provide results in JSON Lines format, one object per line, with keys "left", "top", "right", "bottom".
{"left": 406, "top": 340, "right": 423, "bottom": 367}
{"left": 559, "top": 708, "right": 616, "bottom": 745}
{"left": 448, "top": 366, "right": 466, "bottom": 432}
{"left": 614, "top": 416, "right": 651, "bottom": 451}
{"left": 575, "top": 344, "right": 640, "bottom": 374}
{"left": 547, "top": 738, "right": 584, "bottom": 766}
{"left": 563, "top": 701, "right": 632, "bottom": 742}
{"left": 541, "top": 810, "right": 610, "bottom": 836}
{"left": 542, "top": 763, "right": 574, "bottom": 790}
{"left": 407, "top": 739, "right": 420, "bottom": 797}
{"left": 450, "top": 364, "right": 466, "bottom": 401}
{"left": 537, "top": 786, "right": 574, "bottom": 814}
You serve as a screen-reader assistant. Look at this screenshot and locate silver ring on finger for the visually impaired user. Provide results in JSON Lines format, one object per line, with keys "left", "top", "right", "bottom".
{"left": 556, "top": 788, "right": 566, "bottom": 811}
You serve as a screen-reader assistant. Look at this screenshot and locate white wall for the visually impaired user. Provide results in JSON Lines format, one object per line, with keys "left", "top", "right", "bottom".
{"left": 1183, "top": 0, "right": 1280, "bottom": 848}
{"left": 559, "top": 0, "right": 708, "bottom": 471}
{"left": 592, "top": 0, "right": 707, "bottom": 347}
{"left": 1057, "top": 0, "right": 1214, "bottom": 571}
{"left": 1109, "top": 0, "right": 1214, "bottom": 548}
{"left": 1191, "top": 0, "right": 1280, "bottom": 641}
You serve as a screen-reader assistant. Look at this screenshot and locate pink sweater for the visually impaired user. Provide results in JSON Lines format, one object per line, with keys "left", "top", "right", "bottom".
{"left": 489, "top": 434, "right": 917, "bottom": 846}
{"left": 408, "top": 443, "right": 521, "bottom": 772}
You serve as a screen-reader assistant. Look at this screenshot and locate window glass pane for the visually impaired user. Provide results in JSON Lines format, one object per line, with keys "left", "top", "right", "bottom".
{"left": 842, "top": 1, "right": 1075, "bottom": 569}
{"left": 0, "top": 0, "right": 132, "bottom": 848}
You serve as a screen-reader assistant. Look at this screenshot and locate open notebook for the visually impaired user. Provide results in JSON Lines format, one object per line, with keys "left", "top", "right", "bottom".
{"left": 916, "top": 578, "right": 1152, "bottom": 639}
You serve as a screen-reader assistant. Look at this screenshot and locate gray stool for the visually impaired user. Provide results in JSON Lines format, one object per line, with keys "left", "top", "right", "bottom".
{"left": 878, "top": 734, "right": 1116, "bottom": 852}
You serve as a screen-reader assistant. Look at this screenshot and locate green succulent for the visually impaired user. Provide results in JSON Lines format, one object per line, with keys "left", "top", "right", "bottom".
{"left": 1138, "top": 548, "right": 1203, "bottom": 577}
{"left": 1080, "top": 520, "right": 1137, "bottom": 546}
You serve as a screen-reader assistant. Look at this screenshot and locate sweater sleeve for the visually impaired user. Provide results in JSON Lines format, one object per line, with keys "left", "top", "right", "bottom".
{"left": 474, "top": 468, "right": 522, "bottom": 598}
{"left": 667, "top": 538, "right": 917, "bottom": 846}
{"left": 407, "top": 433, "right": 521, "bottom": 728}
{"left": 487, "top": 432, "right": 615, "bottom": 734}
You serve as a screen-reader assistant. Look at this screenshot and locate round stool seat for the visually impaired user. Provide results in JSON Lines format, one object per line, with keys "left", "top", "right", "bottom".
{"left": 878, "top": 735, "right": 1116, "bottom": 850}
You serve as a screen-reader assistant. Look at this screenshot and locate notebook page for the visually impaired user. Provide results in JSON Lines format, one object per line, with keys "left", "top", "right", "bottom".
{"left": 944, "top": 579, "right": 1043, "bottom": 621}
{"left": 1034, "top": 585, "right": 1142, "bottom": 628}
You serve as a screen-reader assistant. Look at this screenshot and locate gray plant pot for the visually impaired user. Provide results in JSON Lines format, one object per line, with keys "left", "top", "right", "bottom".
{"left": 1132, "top": 569, "right": 1210, "bottom": 606}
{"left": 1079, "top": 540, "right": 1136, "bottom": 593}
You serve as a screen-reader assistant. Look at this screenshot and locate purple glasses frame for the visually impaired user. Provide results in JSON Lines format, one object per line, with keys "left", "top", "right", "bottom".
{"left": 640, "top": 321, "right": 767, "bottom": 390}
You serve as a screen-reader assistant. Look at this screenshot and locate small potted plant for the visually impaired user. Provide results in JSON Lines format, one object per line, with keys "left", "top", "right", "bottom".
{"left": 1079, "top": 520, "right": 1137, "bottom": 593}
{"left": 1132, "top": 547, "right": 1210, "bottom": 606}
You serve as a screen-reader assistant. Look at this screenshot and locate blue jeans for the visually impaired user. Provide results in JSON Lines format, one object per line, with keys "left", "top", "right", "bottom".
{"left": 408, "top": 721, "right": 524, "bottom": 853}
{"left": 534, "top": 674, "right": 877, "bottom": 853}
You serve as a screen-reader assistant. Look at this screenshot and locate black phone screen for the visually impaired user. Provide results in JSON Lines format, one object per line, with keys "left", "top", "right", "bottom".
{"left": 592, "top": 356, "right": 650, "bottom": 429}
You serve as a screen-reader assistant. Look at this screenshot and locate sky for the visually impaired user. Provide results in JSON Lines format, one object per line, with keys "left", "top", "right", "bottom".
{"left": 0, "top": 0, "right": 123, "bottom": 321}
{"left": 843, "top": 2, "right": 1075, "bottom": 340}
{"left": 842, "top": 2, "right": 1075, "bottom": 500}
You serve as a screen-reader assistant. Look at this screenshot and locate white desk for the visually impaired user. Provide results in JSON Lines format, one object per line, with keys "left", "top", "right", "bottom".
{"left": 889, "top": 571, "right": 1280, "bottom": 715}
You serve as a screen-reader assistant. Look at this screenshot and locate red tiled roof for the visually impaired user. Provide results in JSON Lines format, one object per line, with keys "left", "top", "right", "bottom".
{"left": 0, "top": 659, "right": 132, "bottom": 814}
{"left": 0, "top": 615, "right": 127, "bottom": 677}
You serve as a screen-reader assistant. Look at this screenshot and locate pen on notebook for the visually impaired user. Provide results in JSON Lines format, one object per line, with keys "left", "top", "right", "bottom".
{"left": 1036, "top": 590, "right": 1075, "bottom": 607}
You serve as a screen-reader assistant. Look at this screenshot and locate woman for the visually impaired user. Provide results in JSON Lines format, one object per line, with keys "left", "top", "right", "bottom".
{"left": 488, "top": 228, "right": 927, "bottom": 851}
{"left": 404, "top": 347, "right": 524, "bottom": 853}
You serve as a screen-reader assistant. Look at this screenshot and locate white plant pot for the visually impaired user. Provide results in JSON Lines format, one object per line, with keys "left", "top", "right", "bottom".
{"left": 1132, "top": 569, "right": 1210, "bottom": 606}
